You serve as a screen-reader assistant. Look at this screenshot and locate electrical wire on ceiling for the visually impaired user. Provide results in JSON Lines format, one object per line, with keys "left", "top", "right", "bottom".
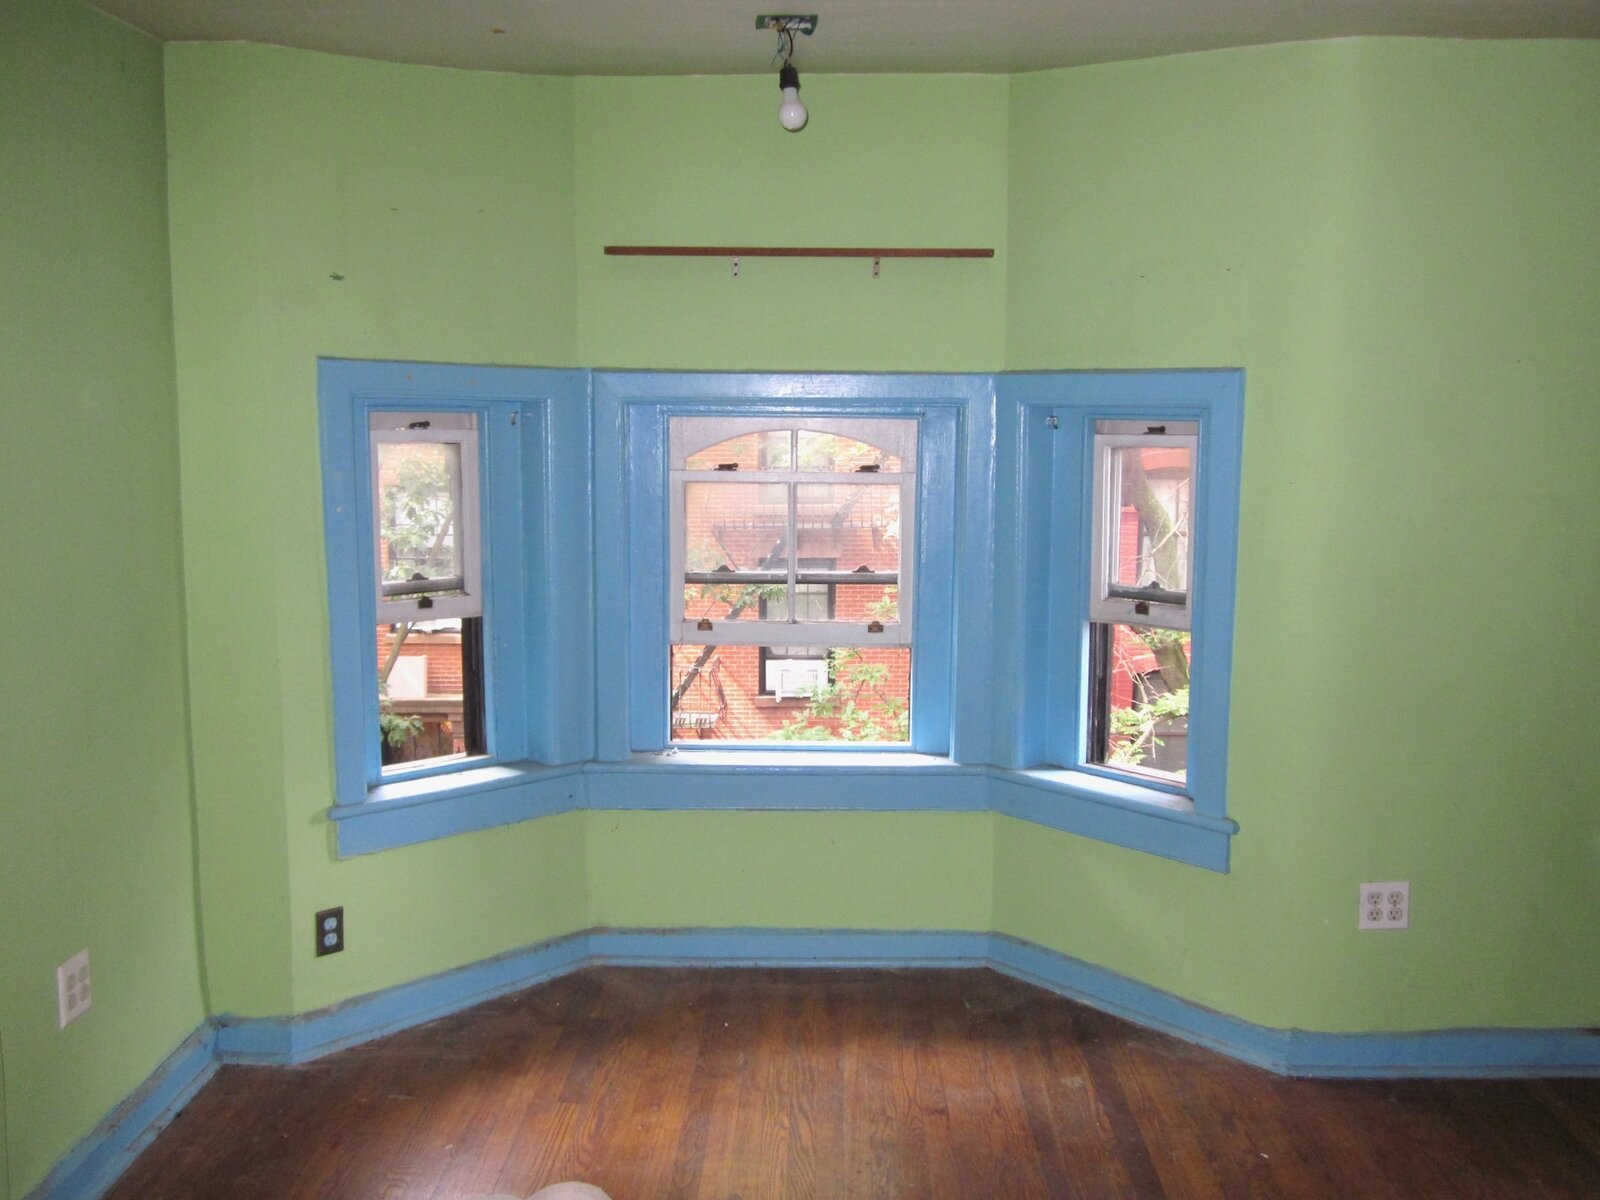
{"left": 764, "top": 16, "right": 809, "bottom": 132}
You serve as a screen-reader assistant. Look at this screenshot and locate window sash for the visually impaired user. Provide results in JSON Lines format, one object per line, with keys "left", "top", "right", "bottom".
{"left": 1088, "top": 425, "right": 1197, "bottom": 632}
{"left": 670, "top": 417, "right": 917, "bottom": 650}
{"left": 370, "top": 416, "right": 483, "bottom": 622}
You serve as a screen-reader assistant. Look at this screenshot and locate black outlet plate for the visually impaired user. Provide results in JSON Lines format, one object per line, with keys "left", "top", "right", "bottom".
{"left": 315, "top": 906, "right": 344, "bottom": 956}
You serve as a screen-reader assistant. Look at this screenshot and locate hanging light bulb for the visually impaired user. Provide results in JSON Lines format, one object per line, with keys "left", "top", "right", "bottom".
{"left": 777, "top": 63, "right": 807, "bottom": 132}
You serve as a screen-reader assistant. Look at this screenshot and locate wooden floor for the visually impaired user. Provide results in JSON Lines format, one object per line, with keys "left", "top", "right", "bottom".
{"left": 107, "top": 967, "right": 1600, "bottom": 1200}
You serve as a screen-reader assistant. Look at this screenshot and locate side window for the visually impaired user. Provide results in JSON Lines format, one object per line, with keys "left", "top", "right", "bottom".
{"left": 668, "top": 416, "right": 917, "bottom": 744}
{"left": 369, "top": 412, "right": 486, "bottom": 769}
{"left": 1085, "top": 420, "right": 1197, "bottom": 782}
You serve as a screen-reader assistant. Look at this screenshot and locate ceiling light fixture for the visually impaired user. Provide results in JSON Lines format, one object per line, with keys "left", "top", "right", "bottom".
{"left": 760, "top": 15, "right": 817, "bottom": 132}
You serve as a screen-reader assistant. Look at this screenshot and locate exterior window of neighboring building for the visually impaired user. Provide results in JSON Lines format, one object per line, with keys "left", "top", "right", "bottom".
{"left": 758, "top": 560, "right": 836, "bottom": 697}
{"left": 1085, "top": 419, "right": 1196, "bottom": 782}
{"left": 369, "top": 411, "right": 486, "bottom": 769}
{"left": 669, "top": 416, "right": 916, "bottom": 743}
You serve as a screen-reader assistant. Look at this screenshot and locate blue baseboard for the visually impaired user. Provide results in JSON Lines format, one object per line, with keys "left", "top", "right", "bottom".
{"left": 210, "top": 928, "right": 1600, "bottom": 1079}
{"left": 26, "top": 1025, "right": 217, "bottom": 1200}
{"left": 214, "top": 933, "right": 590, "bottom": 1065}
{"left": 32, "top": 927, "right": 1600, "bottom": 1200}
{"left": 586, "top": 927, "right": 991, "bottom": 968}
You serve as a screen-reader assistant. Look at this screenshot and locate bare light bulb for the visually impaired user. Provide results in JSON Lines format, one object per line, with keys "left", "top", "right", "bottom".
{"left": 777, "top": 64, "right": 807, "bottom": 132}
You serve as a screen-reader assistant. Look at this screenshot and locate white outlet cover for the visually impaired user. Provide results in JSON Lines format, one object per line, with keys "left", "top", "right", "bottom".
{"left": 1359, "top": 881, "right": 1409, "bottom": 930}
{"left": 57, "top": 949, "right": 92, "bottom": 1028}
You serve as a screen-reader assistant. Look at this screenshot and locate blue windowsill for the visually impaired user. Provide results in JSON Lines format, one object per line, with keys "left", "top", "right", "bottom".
{"left": 330, "top": 752, "right": 1233, "bottom": 870}
{"left": 330, "top": 761, "right": 586, "bottom": 856}
{"left": 990, "top": 766, "right": 1236, "bottom": 871}
{"left": 609, "top": 748, "right": 982, "bottom": 772}
{"left": 586, "top": 750, "right": 988, "bottom": 811}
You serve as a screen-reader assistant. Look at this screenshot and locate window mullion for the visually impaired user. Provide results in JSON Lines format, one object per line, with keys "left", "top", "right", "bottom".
{"left": 786, "top": 476, "right": 798, "bottom": 623}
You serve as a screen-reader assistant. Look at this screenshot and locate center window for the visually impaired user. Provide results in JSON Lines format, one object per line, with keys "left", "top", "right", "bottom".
{"left": 668, "top": 416, "right": 917, "bottom": 744}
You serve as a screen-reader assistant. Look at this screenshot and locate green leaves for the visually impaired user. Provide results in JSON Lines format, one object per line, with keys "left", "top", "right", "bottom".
{"left": 774, "top": 648, "right": 909, "bottom": 743}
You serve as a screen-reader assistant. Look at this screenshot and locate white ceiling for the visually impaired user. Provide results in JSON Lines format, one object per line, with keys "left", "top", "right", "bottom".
{"left": 93, "top": 1, "right": 1600, "bottom": 75}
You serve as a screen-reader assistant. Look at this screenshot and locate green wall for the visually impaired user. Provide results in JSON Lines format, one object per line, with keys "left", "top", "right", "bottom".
{"left": 161, "top": 51, "right": 1016, "bottom": 1022}
{"left": 1003, "top": 40, "right": 1600, "bottom": 1030}
{"left": 574, "top": 75, "right": 1008, "bottom": 371}
{"left": 0, "top": 2, "right": 205, "bottom": 1192}
{"left": 159, "top": 38, "right": 1600, "bottom": 1039}
{"left": 8, "top": 24, "right": 1599, "bottom": 1192}
{"left": 162, "top": 43, "right": 587, "bottom": 1018}
{"left": 587, "top": 812, "right": 993, "bottom": 932}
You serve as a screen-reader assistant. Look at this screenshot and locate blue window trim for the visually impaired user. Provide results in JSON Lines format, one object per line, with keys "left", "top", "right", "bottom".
{"left": 994, "top": 369, "right": 1244, "bottom": 864}
{"left": 321, "top": 365, "right": 1241, "bottom": 872}
{"left": 318, "top": 358, "right": 592, "bottom": 817}
{"left": 591, "top": 370, "right": 990, "bottom": 761}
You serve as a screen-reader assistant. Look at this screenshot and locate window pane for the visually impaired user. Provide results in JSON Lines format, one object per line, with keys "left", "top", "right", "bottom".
{"left": 377, "top": 440, "right": 463, "bottom": 594}
{"left": 1088, "top": 622, "right": 1191, "bottom": 781}
{"left": 684, "top": 431, "right": 790, "bottom": 471}
{"left": 795, "top": 483, "right": 901, "bottom": 575}
{"left": 765, "top": 581, "right": 833, "bottom": 624}
{"left": 671, "top": 644, "right": 910, "bottom": 744}
{"left": 684, "top": 482, "right": 788, "bottom": 573}
{"left": 683, "top": 482, "right": 790, "bottom": 623}
{"left": 834, "top": 582, "right": 899, "bottom": 627}
{"left": 796, "top": 430, "right": 902, "bottom": 472}
{"left": 376, "top": 617, "right": 484, "bottom": 767}
{"left": 1109, "top": 444, "right": 1192, "bottom": 594}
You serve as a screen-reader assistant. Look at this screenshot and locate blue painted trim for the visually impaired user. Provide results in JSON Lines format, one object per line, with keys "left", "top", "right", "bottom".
{"left": 586, "top": 928, "right": 991, "bottom": 967}
{"left": 25, "top": 1025, "right": 217, "bottom": 1200}
{"left": 330, "top": 365, "right": 1243, "bottom": 867}
{"left": 38, "top": 928, "right": 1600, "bottom": 1200}
{"left": 992, "top": 370, "right": 1244, "bottom": 855}
{"left": 206, "top": 927, "right": 1600, "bottom": 1080}
{"left": 330, "top": 762, "right": 585, "bottom": 856}
{"left": 587, "top": 755, "right": 988, "bottom": 811}
{"left": 317, "top": 359, "right": 591, "bottom": 811}
{"left": 332, "top": 754, "right": 1245, "bottom": 858}
{"left": 986, "top": 934, "right": 1600, "bottom": 1078}
{"left": 990, "top": 773, "right": 1234, "bottom": 871}
{"left": 947, "top": 381, "right": 998, "bottom": 764}
{"left": 594, "top": 373, "right": 982, "bottom": 758}
{"left": 214, "top": 933, "right": 591, "bottom": 1065}
{"left": 987, "top": 934, "right": 1293, "bottom": 1071}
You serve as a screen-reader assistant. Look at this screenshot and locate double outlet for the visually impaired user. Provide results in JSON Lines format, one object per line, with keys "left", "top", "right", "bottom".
{"left": 1359, "top": 881, "right": 1410, "bottom": 930}
{"left": 56, "top": 949, "right": 92, "bottom": 1028}
{"left": 56, "top": 908, "right": 345, "bottom": 1031}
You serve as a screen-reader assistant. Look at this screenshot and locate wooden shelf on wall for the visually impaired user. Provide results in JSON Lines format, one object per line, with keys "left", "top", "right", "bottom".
{"left": 604, "top": 246, "right": 994, "bottom": 259}
{"left": 604, "top": 245, "right": 994, "bottom": 277}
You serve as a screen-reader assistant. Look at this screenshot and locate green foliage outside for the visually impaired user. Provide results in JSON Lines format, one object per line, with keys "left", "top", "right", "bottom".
{"left": 772, "top": 648, "right": 909, "bottom": 743}
{"left": 773, "top": 591, "right": 906, "bottom": 743}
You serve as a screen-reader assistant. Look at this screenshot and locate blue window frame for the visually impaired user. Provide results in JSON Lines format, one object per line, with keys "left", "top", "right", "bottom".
{"left": 318, "top": 360, "right": 592, "bottom": 853}
{"left": 591, "top": 372, "right": 981, "bottom": 759}
{"left": 991, "top": 370, "right": 1244, "bottom": 870}
{"left": 319, "top": 364, "right": 1240, "bottom": 870}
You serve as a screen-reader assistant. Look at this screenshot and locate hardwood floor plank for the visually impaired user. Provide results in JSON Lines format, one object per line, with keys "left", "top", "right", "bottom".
{"left": 101, "top": 968, "right": 1600, "bottom": 1200}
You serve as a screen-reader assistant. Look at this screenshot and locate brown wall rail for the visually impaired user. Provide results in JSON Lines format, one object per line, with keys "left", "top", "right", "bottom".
{"left": 604, "top": 246, "right": 994, "bottom": 258}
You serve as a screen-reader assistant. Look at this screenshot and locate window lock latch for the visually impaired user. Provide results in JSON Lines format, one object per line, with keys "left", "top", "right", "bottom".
{"left": 867, "top": 620, "right": 885, "bottom": 634}
{"left": 696, "top": 618, "right": 713, "bottom": 631}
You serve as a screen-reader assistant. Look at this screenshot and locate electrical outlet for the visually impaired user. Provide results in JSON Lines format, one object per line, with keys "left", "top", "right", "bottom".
{"left": 57, "top": 950, "right": 92, "bottom": 1028}
{"left": 315, "top": 906, "right": 344, "bottom": 956}
{"left": 1359, "top": 882, "right": 1409, "bottom": 930}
